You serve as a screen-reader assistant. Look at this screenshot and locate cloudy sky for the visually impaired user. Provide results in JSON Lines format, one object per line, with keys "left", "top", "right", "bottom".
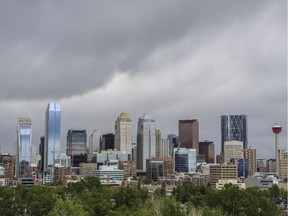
{"left": 0, "top": 1, "right": 286, "bottom": 159}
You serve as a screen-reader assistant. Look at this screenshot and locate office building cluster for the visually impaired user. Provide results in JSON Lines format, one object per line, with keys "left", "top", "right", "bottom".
{"left": 0, "top": 103, "right": 286, "bottom": 191}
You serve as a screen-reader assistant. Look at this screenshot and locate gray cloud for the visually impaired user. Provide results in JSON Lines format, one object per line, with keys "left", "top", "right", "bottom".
{"left": 0, "top": 1, "right": 286, "bottom": 159}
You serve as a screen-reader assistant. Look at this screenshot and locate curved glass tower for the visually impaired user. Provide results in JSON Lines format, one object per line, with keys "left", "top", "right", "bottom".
{"left": 221, "top": 115, "right": 247, "bottom": 153}
{"left": 45, "top": 103, "right": 61, "bottom": 170}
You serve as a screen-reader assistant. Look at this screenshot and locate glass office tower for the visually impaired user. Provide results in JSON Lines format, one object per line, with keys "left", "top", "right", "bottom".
{"left": 173, "top": 148, "right": 197, "bottom": 173}
{"left": 16, "top": 118, "right": 32, "bottom": 178}
{"left": 45, "top": 103, "right": 61, "bottom": 170}
{"left": 221, "top": 115, "right": 247, "bottom": 154}
{"left": 67, "top": 130, "right": 87, "bottom": 167}
{"left": 136, "top": 114, "right": 156, "bottom": 171}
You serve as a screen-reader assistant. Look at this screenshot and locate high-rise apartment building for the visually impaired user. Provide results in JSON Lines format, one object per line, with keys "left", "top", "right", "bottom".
{"left": 221, "top": 115, "right": 247, "bottom": 153}
{"left": 45, "top": 103, "right": 61, "bottom": 170}
{"left": 89, "top": 129, "right": 101, "bottom": 153}
{"left": 16, "top": 118, "right": 32, "bottom": 178}
{"left": 178, "top": 120, "right": 199, "bottom": 154}
{"left": 67, "top": 130, "right": 87, "bottom": 167}
{"left": 199, "top": 141, "right": 215, "bottom": 163}
{"left": 173, "top": 148, "right": 197, "bottom": 173}
{"left": 136, "top": 114, "right": 156, "bottom": 171}
{"left": 114, "top": 113, "right": 132, "bottom": 155}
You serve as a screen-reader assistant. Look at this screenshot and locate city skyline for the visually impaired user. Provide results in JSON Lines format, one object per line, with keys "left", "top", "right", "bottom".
{"left": 0, "top": 1, "right": 286, "bottom": 159}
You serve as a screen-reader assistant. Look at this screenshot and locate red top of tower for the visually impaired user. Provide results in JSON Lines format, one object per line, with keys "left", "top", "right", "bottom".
{"left": 272, "top": 123, "right": 282, "bottom": 134}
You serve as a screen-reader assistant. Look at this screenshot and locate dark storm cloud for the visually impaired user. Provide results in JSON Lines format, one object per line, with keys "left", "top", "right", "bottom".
{"left": 0, "top": 0, "right": 272, "bottom": 100}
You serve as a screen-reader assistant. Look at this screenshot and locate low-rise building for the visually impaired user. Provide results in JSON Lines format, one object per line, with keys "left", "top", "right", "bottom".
{"left": 216, "top": 179, "right": 245, "bottom": 190}
{"left": 209, "top": 164, "right": 238, "bottom": 188}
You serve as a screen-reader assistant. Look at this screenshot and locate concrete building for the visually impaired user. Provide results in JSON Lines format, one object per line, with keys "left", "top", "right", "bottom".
{"left": 93, "top": 165, "right": 124, "bottom": 180}
{"left": 199, "top": 141, "right": 215, "bottom": 163}
{"left": 216, "top": 179, "right": 245, "bottom": 190}
{"left": 243, "top": 148, "right": 257, "bottom": 176}
{"left": 89, "top": 129, "right": 101, "bottom": 153}
{"left": 137, "top": 114, "right": 156, "bottom": 171}
{"left": 119, "top": 160, "right": 137, "bottom": 178}
{"left": 79, "top": 163, "right": 97, "bottom": 177}
{"left": 54, "top": 153, "right": 71, "bottom": 168}
{"left": 178, "top": 120, "right": 199, "bottom": 154}
{"left": 115, "top": 113, "right": 132, "bottom": 155}
{"left": 279, "top": 159, "right": 288, "bottom": 180}
{"left": 266, "top": 159, "right": 277, "bottom": 173}
{"left": 3, "top": 155, "right": 15, "bottom": 181}
{"left": 223, "top": 141, "right": 243, "bottom": 163}
{"left": 209, "top": 164, "right": 238, "bottom": 188}
{"left": 147, "top": 158, "right": 174, "bottom": 177}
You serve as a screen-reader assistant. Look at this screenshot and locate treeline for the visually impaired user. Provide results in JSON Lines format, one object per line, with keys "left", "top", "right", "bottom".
{"left": 0, "top": 177, "right": 286, "bottom": 216}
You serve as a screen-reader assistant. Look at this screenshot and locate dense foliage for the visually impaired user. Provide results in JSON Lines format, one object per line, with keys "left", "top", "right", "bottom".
{"left": 0, "top": 177, "right": 284, "bottom": 216}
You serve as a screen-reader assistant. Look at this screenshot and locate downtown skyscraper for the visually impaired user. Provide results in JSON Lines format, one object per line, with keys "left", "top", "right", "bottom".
{"left": 44, "top": 103, "right": 61, "bottom": 170}
{"left": 136, "top": 114, "right": 156, "bottom": 171}
{"left": 178, "top": 119, "right": 199, "bottom": 154}
{"left": 16, "top": 118, "right": 32, "bottom": 178}
{"left": 114, "top": 112, "right": 132, "bottom": 155}
{"left": 221, "top": 115, "right": 248, "bottom": 154}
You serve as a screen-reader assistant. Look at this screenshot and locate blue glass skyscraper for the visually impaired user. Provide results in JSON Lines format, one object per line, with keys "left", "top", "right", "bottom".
{"left": 173, "top": 148, "right": 197, "bottom": 173}
{"left": 45, "top": 103, "right": 61, "bottom": 170}
{"left": 16, "top": 118, "right": 32, "bottom": 178}
{"left": 221, "top": 115, "right": 247, "bottom": 154}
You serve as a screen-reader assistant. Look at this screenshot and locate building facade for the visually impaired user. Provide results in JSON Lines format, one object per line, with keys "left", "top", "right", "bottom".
{"left": 45, "top": 103, "right": 61, "bottom": 170}
{"left": 114, "top": 113, "right": 132, "bottom": 155}
{"left": 209, "top": 164, "right": 238, "bottom": 188}
{"left": 16, "top": 118, "right": 32, "bottom": 178}
{"left": 221, "top": 115, "right": 247, "bottom": 153}
{"left": 178, "top": 120, "right": 199, "bottom": 154}
{"left": 199, "top": 141, "right": 215, "bottom": 163}
{"left": 89, "top": 129, "right": 101, "bottom": 153}
{"left": 136, "top": 114, "right": 156, "bottom": 171}
{"left": 66, "top": 130, "right": 87, "bottom": 167}
{"left": 101, "top": 133, "right": 115, "bottom": 150}
{"left": 223, "top": 141, "right": 243, "bottom": 163}
{"left": 173, "top": 148, "right": 197, "bottom": 173}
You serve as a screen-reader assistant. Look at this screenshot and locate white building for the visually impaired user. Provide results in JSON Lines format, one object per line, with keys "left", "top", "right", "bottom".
{"left": 115, "top": 113, "right": 132, "bottom": 155}
{"left": 224, "top": 141, "right": 243, "bottom": 163}
{"left": 89, "top": 129, "right": 101, "bottom": 153}
{"left": 216, "top": 179, "right": 246, "bottom": 190}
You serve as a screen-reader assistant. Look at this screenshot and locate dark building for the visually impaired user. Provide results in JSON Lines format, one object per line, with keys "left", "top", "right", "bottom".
{"left": 101, "top": 133, "right": 115, "bottom": 150}
{"left": 39, "top": 136, "right": 45, "bottom": 172}
{"left": 199, "top": 141, "right": 215, "bottom": 163}
{"left": 146, "top": 159, "right": 164, "bottom": 181}
{"left": 67, "top": 130, "right": 87, "bottom": 167}
{"left": 167, "top": 134, "right": 179, "bottom": 157}
{"left": 221, "top": 115, "right": 247, "bottom": 153}
{"left": 178, "top": 120, "right": 199, "bottom": 154}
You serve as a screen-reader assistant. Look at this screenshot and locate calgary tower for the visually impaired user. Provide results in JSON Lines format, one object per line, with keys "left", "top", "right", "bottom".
{"left": 272, "top": 123, "right": 282, "bottom": 175}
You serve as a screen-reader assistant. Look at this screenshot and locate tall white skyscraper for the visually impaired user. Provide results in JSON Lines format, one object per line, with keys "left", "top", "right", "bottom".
{"left": 115, "top": 112, "right": 132, "bottom": 155}
{"left": 136, "top": 113, "right": 156, "bottom": 171}
{"left": 89, "top": 129, "right": 101, "bottom": 153}
{"left": 45, "top": 103, "right": 61, "bottom": 170}
{"left": 16, "top": 118, "right": 32, "bottom": 178}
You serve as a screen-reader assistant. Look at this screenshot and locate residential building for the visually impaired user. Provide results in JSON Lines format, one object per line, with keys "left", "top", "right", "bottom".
{"left": 115, "top": 113, "right": 132, "bottom": 155}
{"left": 173, "top": 148, "right": 197, "bottom": 173}
{"left": 119, "top": 160, "right": 137, "bottom": 178}
{"left": 16, "top": 118, "right": 32, "bottom": 178}
{"left": 45, "top": 103, "right": 61, "bottom": 171}
{"left": 178, "top": 120, "right": 199, "bottom": 154}
{"left": 136, "top": 114, "right": 156, "bottom": 171}
{"left": 3, "top": 155, "right": 15, "bottom": 181}
{"left": 221, "top": 115, "right": 248, "bottom": 153}
{"left": 67, "top": 130, "right": 87, "bottom": 167}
